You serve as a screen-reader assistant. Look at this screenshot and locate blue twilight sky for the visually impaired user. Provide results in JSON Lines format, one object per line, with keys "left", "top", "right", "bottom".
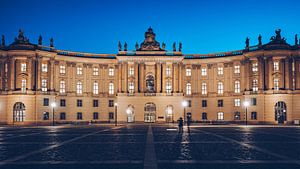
{"left": 0, "top": 0, "right": 299, "bottom": 54}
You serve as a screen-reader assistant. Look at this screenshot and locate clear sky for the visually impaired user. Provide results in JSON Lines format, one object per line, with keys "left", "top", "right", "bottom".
{"left": 1, "top": 0, "right": 299, "bottom": 54}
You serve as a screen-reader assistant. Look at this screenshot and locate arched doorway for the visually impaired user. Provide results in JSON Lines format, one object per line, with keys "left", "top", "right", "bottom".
{"left": 13, "top": 102, "right": 26, "bottom": 122}
{"left": 275, "top": 101, "right": 287, "bottom": 124}
{"left": 146, "top": 75, "right": 155, "bottom": 93}
{"left": 144, "top": 102, "right": 156, "bottom": 123}
{"left": 126, "top": 105, "right": 135, "bottom": 123}
{"left": 165, "top": 105, "right": 173, "bottom": 123}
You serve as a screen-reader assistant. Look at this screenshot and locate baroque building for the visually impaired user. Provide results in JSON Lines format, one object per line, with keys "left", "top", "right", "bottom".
{"left": 0, "top": 28, "right": 300, "bottom": 125}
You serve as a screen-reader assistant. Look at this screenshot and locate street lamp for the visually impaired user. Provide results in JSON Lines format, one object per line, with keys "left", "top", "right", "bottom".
{"left": 182, "top": 100, "right": 188, "bottom": 123}
{"left": 114, "top": 103, "right": 118, "bottom": 126}
{"left": 51, "top": 102, "right": 56, "bottom": 126}
{"left": 243, "top": 101, "right": 250, "bottom": 125}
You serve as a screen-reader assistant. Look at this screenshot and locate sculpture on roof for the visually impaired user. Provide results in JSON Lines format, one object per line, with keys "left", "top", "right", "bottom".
{"left": 245, "top": 37, "right": 250, "bottom": 49}
{"left": 139, "top": 27, "right": 161, "bottom": 51}
{"left": 135, "top": 42, "right": 139, "bottom": 50}
{"left": 258, "top": 34, "right": 262, "bottom": 46}
{"left": 124, "top": 42, "right": 127, "bottom": 51}
{"left": 1, "top": 35, "right": 5, "bottom": 46}
{"left": 162, "top": 42, "right": 166, "bottom": 50}
{"left": 50, "top": 38, "right": 54, "bottom": 47}
{"left": 118, "top": 41, "right": 122, "bottom": 51}
{"left": 270, "top": 29, "right": 286, "bottom": 43}
{"left": 295, "top": 34, "right": 298, "bottom": 46}
{"left": 13, "top": 29, "right": 30, "bottom": 44}
{"left": 173, "top": 42, "right": 176, "bottom": 51}
{"left": 179, "top": 42, "right": 182, "bottom": 52}
{"left": 38, "top": 35, "right": 42, "bottom": 45}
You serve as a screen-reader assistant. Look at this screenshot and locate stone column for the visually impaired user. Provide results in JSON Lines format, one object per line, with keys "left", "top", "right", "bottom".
{"left": 118, "top": 63, "right": 122, "bottom": 93}
{"left": 9, "top": 58, "right": 16, "bottom": 91}
{"left": 49, "top": 58, "right": 55, "bottom": 91}
{"left": 156, "top": 63, "right": 161, "bottom": 93}
{"left": 124, "top": 63, "right": 128, "bottom": 93}
{"left": 243, "top": 59, "right": 250, "bottom": 91}
{"left": 139, "top": 63, "right": 144, "bottom": 92}
{"left": 178, "top": 63, "right": 182, "bottom": 93}
{"left": 284, "top": 57, "right": 292, "bottom": 90}
{"left": 26, "top": 57, "right": 32, "bottom": 90}
{"left": 268, "top": 58, "right": 273, "bottom": 90}
{"left": 162, "top": 63, "right": 166, "bottom": 93}
{"left": 134, "top": 63, "right": 139, "bottom": 93}
{"left": 173, "top": 63, "right": 178, "bottom": 93}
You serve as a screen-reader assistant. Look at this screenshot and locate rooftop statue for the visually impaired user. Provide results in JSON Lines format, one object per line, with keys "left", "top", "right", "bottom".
{"left": 245, "top": 37, "right": 250, "bottom": 49}
{"left": 13, "top": 29, "right": 30, "bottom": 44}
{"left": 118, "top": 41, "right": 122, "bottom": 51}
{"left": 295, "top": 34, "right": 298, "bottom": 46}
{"left": 124, "top": 42, "right": 127, "bottom": 51}
{"left": 162, "top": 42, "right": 166, "bottom": 50}
{"left": 270, "top": 29, "right": 286, "bottom": 43}
{"left": 173, "top": 42, "right": 176, "bottom": 51}
{"left": 135, "top": 42, "right": 139, "bottom": 50}
{"left": 139, "top": 27, "right": 161, "bottom": 51}
{"left": 38, "top": 35, "right": 42, "bottom": 45}
{"left": 50, "top": 38, "right": 54, "bottom": 47}
{"left": 1, "top": 35, "right": 5, "bottom": 46}
{"left": 179, "top": 42, "right": 182, "bottom": 52}
{"left": 258, "top": 34, "right": 262, "bottom": 46}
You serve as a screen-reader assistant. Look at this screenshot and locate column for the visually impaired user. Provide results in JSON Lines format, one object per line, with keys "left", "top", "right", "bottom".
{"left": 178, "top": 63, "right": 182, "bottom": 93}
{"left": 9, "top": 58, "right": 16, "bottom": 91}
{"left": 156, "top": 63, "right": 161, "bottom": 93}
{"left": 118, "top": 63, "right": 122, "bottom": 93}
{"left": 134, "top": 63, "right": 139, "bottom": 93}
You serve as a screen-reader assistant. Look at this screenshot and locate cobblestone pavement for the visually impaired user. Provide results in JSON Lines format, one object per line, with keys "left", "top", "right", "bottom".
{"left": 0, "top": 124, "right": 300, "bottom": 169}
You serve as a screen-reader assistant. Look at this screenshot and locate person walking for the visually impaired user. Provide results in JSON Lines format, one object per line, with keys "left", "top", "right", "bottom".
{"left": 187, "top": 115, "right": 191, "bottom": 133}
{"left": 178, "top": 117, "right": 183, "bottom": 133}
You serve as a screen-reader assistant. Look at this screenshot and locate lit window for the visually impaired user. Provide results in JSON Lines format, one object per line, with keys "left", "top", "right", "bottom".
{"left": 252, "top": 79, "right": 258, "bottom": 92}
{"left": 129, "top": 67, "right": 134, "bottom": 76}
{"left": 109, "top": 68, "right": 114, "bottom": 76}
{"left": 76, "top": 81, "right": 83, "bottom": 94}
{"left": 274, "top": 78, "right": 279, "bottom": 90}
{"left": 77, "top": 67, "right": 83, "bottom": 75}
{"left": 234, "top": 112, "right": 241, "bottom": 120}
{"left": 252, "top": 63, "right": 258, "bottom": 72}
{"left": 41, "top": 79, "right": 47, "bottom": 92}
{"left": 60, "top": 65, "right": 66, "bottom": 74}
{"left": 234, "top": 65, "right": 240, "bottom": 74}
{"left": 217, "top": 82, "right": 223, "bottom": 94}
{"left": 21, "top": 79, "right": 26, "bottom": 92}
{"left": 59, "top": 81, "right": 65, "bottom": 94}
{"left": 128, "top": 82, "right": 134, "bottom": 93}
{"left": 234, "top": 99, "right": 241, "bottom": 107}
{"left": 186, "top": 68, "right": 191, "bottom": 76}
{"left": 274, "top": 61, "right": 279, "bottom": 71}
{"left": 5, "top": 63, "right": 8, "bottom": 73}
{"left": 217, "top": 112, "right": 224, "bottom": 120}
{"left": 93, "top": 67, "right": 99, "bottom": 76}
{"left": 21, "top": 63, "right": 27, "bottom": 72}
{"left": 109, "top": 82, "right": 114, "bottom": 94}
{"left": 42, "top": 63, "right": 48, "bottom": 72}
{"left": 186, "top": 83, "right": 191, "bottom": 95}
{"left": 93, "top": 82, "right": 99, "bottom": 94}
{"left": 201, "top": 68, "right": 207, "bottom": 76}
{"left": 234, "top": 81, "right": 240, "bottom": 93}
{"left": 202, "top": 82, "right": 207, "bottom": 95}
{"left": 217, "top": 67, "right": 223, "bottom": 75}
{"left": 166, "top": 81, "right": 172, "bottom": 94}
{"left": 166, "top": 67, "right": 171, "bottom": 77}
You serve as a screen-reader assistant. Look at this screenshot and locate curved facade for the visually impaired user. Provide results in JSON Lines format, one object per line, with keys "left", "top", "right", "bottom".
{"left": 0, "top": 28, "right": 300, "bottom": 125}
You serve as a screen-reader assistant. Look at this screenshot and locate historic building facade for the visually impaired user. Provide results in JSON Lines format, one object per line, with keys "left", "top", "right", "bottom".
{"left": 0, "top": 28, "right": 300, "bottom": 125}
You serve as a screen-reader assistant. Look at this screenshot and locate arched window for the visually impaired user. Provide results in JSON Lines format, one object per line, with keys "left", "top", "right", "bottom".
{"left": 13, "top": 102, "right": 26, "bottom": 122}
{"left": 186, "top": 83, "right": 191, "bottom": 95}
{"left": 146, "top": 75, "right": 155, "bottom": 92}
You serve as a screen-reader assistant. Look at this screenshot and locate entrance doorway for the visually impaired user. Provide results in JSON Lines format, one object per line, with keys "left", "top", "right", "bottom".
{"left": 144, "top": 102, "right": 156, "bottom": 123}
{"left": 13, "top": 102, "right": 26, "bottom": 122}
{"left": 126, "top": 105, "right": 135, "bottom": 123}
{"left": 165, "top": 105, "right": 173, "bottom": 123}
{"left": 275, "top": 101, "right": 287, "bottom": 124}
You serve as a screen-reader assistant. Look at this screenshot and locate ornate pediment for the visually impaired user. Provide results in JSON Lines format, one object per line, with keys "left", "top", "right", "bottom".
{"left": 139, "top": 27, "right": 162, "bottom": 51}
{"left": 9, "top": 29, "right": 36, "bottom": 50}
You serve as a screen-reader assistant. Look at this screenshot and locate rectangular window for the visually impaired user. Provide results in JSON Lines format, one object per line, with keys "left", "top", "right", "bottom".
{"left": 251, "top": 98, "right": 257, "bottom": 106}
{"left": 188, "top": 100, "right": 192, "bottom": 107}
{"left": 166, "top": 81, "right": 172, "bottom": 94}
{"left": 251, "top": 112, "right": 257, "bottom": 120}
{"left": 252, "top": 79, "right": 258, "bottom": 92}
{"left": 274, "top": 61, "right": 279, "bottom": 71}
{"left": 109, "top": 112, "right": 114, "bottom": 119}
{"left": 202, "top": 112, "right": 207, "bottom": 120}
{"left": 60, "top": 81, "right": 66, "bottom": 93}
{"left": 77, "top": 67, "right": 83, "bottom": 75}
{"left": 166, "top": 67, "right": 171, "bottom": 77}
{"left": 274, "top": 78, "right": 279, "bottom": 90}
{"left": 93, "top": 99, "right": 99, "bottom": 107}
{"left": 43, "top": 98, "right": 49, "bottom": 106}
{"left": 109, "top": 82, "right": 114, "bottom": 94}
{"left": 41, "top": 79, "right": 47, "bottom": 92}
{"left": 252, "top": 63, "right": 258, "bottom": 72}
{"left": 201, "top": 68, "right": 207, "bottom": 76}
{"left": 108, "top": 100, "right": 114, "bottom": 107}
{"left": 234, "top": 81, "right": 240, "bottom": 93}
{"left": 202, "top": 82, "right": 207, "bottom": 95}
{"left": 21, "top": 63, "right": 27, "bottom": 72}
{"left": 234, "top": 65, "right": 240, "bottom": 74}
{"left": 202, "top": 100, "right": 207, "bottom": 107}
{"left": 43, "top": 112, "right": 49, "bottom": 120}
{"left": 129, "top": 82, "right": 134, "bottom": 93}
{"left": 77, "top": 112, "right": 83, "bottom": 120}
{"left": 217, "top": 112, "right": 224, "bottom": 120}
{"left": 217, "top": 67, "right": 223, "bottom": 75}
{"left": 60, "top": 112, "right": 66, "bottom": 120}
{"left": 217, "top": 100, "right": 223, "bottom": 107}
{"left": 186, "top": 83, "right": 191, "bottom": 95}
{"left": 234, "top": 112, "right": 241, "bottom": 120}
{"left": 93, "top": 82, "right": 99, "bottom": 94}
{"left": 42, "top": 63, "right": 48, "bottom": 72}
{"left": 109, "top": 68, "right": 114, "bottom": 76}
{"left": 234, "top": 98, "right": 241, "bottom": 107}
{"left": 128, "top": 67, "right": 134, "bottom": 76}
{"left": 60, "top": 65, "right": 66, "bottom": 74}
{"left": 60, "top": 99, "right": 66, "bottom": 107}
{"left": 93, "top": 67, "right": 99, "bottom": 76}
{"left": 21, "top": 79, "right": 26, "bottom": 92}
{"left": 217, "top": 82, "right": 223, "bottom": 94}
{"left": 93, "top": 112, "right": 99, "bottom": 120}
{"left": 77, "top": 81, "right": 83, "bottom": 94}
{"left": 77, "top": 99, "right": 83, "bottom": 107}
{"left": 186, "top": 68, "right": 191, "bottom": 76}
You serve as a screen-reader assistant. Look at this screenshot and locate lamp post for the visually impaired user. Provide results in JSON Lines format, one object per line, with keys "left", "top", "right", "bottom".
{"left": 114, "top": 103, "right": 118, "bottom": 126}
{"left": 243, "top": 101, "right": 250, "bottom": 125}
{"left": 182, "top": 100, "right": 188, "bottom": 123}
{"left": 51, "top": 102, "right": 56, "bottom": 126}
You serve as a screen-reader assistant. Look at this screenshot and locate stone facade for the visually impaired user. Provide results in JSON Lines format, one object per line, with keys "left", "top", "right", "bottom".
{"left": 0, "top": 28, "right": 300, "bottom": 125}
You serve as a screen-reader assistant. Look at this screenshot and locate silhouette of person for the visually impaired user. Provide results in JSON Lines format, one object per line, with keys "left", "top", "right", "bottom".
{"left": 178, "top": 117, "right": 183, "bottom": 133}
{"left": 187, "top": 115, "right": 191, "bottom": 133}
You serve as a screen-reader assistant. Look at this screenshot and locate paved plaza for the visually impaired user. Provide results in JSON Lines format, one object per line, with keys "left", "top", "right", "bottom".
{"left": 0, "top": 124, "right": 300, "bottom": 169}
